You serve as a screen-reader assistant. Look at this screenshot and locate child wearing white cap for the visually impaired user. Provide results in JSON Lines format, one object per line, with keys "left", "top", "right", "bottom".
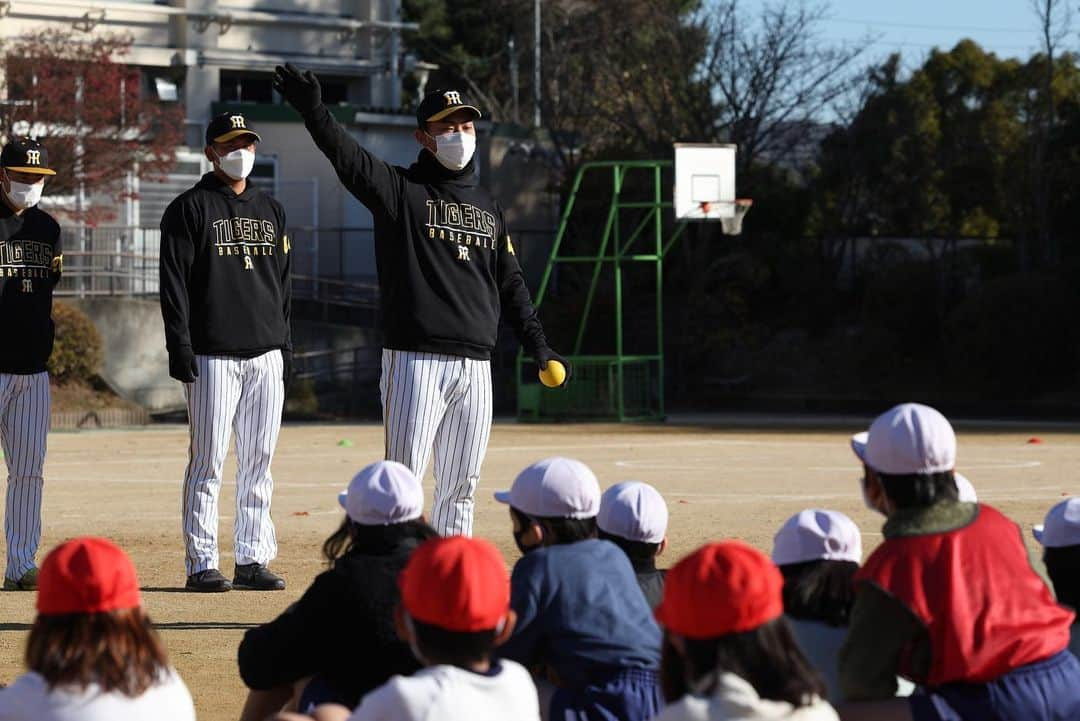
{"left": 1034, "top": 497, "right": 1080, "bottom": 658}
{"left": 838, "top": 403, "right": 1080, "bottom": 721}
{"left": 772, "top": 509, "right": 862, "bottom": 703}
{"left": 237, "top": 461, "right": 438, "bottom": 720}
{"left": 597, "top": 481, "right": 669, "bottom": 610}
{"left": 494, "top": 457, "right": 663, "bottom": 721}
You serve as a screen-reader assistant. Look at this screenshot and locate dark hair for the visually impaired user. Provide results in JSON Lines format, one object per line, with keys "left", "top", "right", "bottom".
{"left": 598, "top": 530, "right": 662, "bottom": 563}
{"left": 1044, "top": 545, "right": 1080, "bottom": 609}
{"left": 660, "top": 618, "right": 826, "bottom": 708}
{"left": 509, "top": 507, "right": 598, "bottom": 546}
{"left": 878, "top": 470, "right": 958, "bottom": 509}
{"left": 411, "top": 617, "right": 499, "bottom": 667}
{"left": 322, "top": 517, "right": 439, "bottom": 565}
{"left": 26, "top": 608, "right": 170, "bottom": 696}
{"left": 779, "top": 560, "right": 859, "bottom": 627}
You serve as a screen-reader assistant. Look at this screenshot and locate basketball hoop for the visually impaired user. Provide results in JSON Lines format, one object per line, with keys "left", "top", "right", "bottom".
{"left": 720, "top": 198, "right": 753, "bottom": 235}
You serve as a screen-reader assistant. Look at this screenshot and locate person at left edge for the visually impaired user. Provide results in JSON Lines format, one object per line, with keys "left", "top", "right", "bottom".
{"left": 159, "top": 112, "right": 291, "bottom": 593}
{"left": 0, "top": 137, "right": 61, "bottom": 593}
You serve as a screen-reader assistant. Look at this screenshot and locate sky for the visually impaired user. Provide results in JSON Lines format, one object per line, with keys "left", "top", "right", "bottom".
{"left": 743, "top": 0, "right": 1059, "bottom": 65}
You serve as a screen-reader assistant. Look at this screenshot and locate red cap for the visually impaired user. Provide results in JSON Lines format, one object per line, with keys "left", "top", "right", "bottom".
{"left": 655, "top": 541, "right": 783, "bottom": 640}
{"left": 398, "top": 536, "right": 510, "bottom": 632}
{"left": 37, "top": 537, "right": 141, "bottom": 616}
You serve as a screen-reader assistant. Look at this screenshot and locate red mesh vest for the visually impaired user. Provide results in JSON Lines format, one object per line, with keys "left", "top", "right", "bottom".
{"left": 856, "top": 504, "right": 1074, "bottom": 686}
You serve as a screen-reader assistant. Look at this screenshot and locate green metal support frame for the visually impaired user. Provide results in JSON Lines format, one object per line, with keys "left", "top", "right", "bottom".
{"left": 516, "top": 160, "right": 688, "bottom": 422}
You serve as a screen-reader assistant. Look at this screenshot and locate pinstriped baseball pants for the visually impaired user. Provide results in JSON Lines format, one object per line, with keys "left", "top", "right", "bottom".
{"left": 182, "top": 351, "right": 283, "bottom": 575}
{"left": 0, "top": 372, "right": 48, "bottom": 581}
{"left": 381, "top": 349, "right": 493, "bottom": 537}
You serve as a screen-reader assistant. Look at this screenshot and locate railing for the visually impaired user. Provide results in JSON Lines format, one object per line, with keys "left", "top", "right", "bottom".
{"left": 53, "top": 224, "right": 555, "bottom": 306}
{"left": 57, "top": 227, "right": 161, "bottom": 297}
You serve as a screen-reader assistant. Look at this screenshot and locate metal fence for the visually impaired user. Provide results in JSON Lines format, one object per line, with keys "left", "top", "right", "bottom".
{"left": 55, "top": 225, "right": 555, "bottom": 300}
{"left": 57, "top": 227, "right": 162, "bottom": 297}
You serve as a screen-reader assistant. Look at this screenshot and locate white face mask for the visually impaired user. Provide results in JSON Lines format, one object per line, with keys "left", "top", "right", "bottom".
{"left": 432, "top": 131, "right": 476, "bottom": 171}
{"left": 215, "top": 147, "right": 255, "bottom": 181}
{"left": 4, "top": 179, "right": 44, "bottom": 210}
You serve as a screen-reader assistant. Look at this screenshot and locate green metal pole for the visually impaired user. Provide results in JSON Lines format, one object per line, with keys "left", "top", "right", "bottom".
{"left": 654, "top": 164, "right": 665, "bottom": 419}
{"left": 614, "top": 165, "right": 625, "bottom": 421}
{"left": 573, "top": 165, "right": 623, "bottom": 354}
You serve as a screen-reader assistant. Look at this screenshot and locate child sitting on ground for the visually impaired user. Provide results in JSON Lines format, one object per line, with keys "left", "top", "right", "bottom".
{"left": 772, "top": 509, "right": 863, "bottom": 702}
{"left": 652, "top": 540, "right": 839, "bottom": 720}
{"left": 598, "top": 481, "right": 669, "bottom": 609}
{"left": 1033, "top": 497, "right": 1080, "bottom": 657}
{"left": 237, "top": 461, "right": 435, "bottom": 719}
{"left": 274, "top": 536, "right": 541, "bottom": 721}
{"left": 495, "top": 457, "right": 664, "bottom": 721}
{"left": 839, "top": 403, "right": 1080, "bottom": 721}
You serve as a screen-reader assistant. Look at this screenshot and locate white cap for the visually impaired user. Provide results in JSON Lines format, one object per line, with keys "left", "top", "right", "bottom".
{"left": 597, "top": 481, "right": 669, "bottom": 544}
{"left": 953, "top": 472, "right": 977, "bottom": 503}
{"left": 338, "top": 461, "right": 424, "bottom": 526}
{"left": 855, "top": 432, "right": 974, "bottom": 501}
{"left": 493, "top": 457, "right": 600, "bottom": 519}
{"left": 861, "top": 403, "right": 956, "bottom": 475}
{"left": 772, "top": 509, "right": 863, "bottom": 566}
{"left": 1033, "top": 498, "right": 1080, "bottom": 547}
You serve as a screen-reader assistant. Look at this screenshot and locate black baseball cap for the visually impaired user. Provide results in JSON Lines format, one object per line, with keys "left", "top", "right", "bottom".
{"left": 1, "top": 137, "right": 56, "bottom": 176}
{"left": 205, "top": 112, "right": 262, "bottom": 146}
{"left": 416, "top": 88, "right": 482, "bottom": 128}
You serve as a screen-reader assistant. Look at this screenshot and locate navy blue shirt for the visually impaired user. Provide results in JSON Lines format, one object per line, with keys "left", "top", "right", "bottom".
{"left": 499, "top": 539, "right": 661, "bottom": 685}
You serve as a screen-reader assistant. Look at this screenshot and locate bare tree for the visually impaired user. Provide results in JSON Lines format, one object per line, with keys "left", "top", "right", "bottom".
{"left": 699, "top": 0, "right": 868, "bottom": 173}
{"left": 1029, "top": 0, "right": 1070, "bottom": 268}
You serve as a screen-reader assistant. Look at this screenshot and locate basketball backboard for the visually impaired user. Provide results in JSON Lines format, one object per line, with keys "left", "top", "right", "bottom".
{"left": 674, "top": 143, "right": 736, "bottom": 221}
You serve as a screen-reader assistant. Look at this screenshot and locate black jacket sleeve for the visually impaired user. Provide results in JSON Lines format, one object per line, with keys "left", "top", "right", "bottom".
{"left": 496, "top": 209, "right": 548, "bottom": 357}
{"left": 237, "top": 571, "right": 339, "bottom": 689}
{"left": 49, "top": 218, "right": 63, "bottom": 286}
{"left": 159, "top": 198, "right": 197, "bottom": 351}
{"left": 278, "top": 204, "right": 292, "bottom": 352}
{"left": 302, "top": 104, "right": 404, "bottom": 219}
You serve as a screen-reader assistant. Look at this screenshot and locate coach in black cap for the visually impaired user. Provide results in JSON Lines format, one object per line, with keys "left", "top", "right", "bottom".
{"left": 159, "top": 111, "right": 292, "bottom": 593}
{"left": 273, "top": 64, "right": 569, "bottom": 538}
{"left": 0, "top": 136, "right": 63, "bottom": 591}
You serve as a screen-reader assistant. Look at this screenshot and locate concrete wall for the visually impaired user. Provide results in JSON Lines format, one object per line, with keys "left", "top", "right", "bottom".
{"left": 68, "top": 297, "right": 380, "bottom": 413}
{"left": 64, "top": 297, "right": 184, "bottom": 412}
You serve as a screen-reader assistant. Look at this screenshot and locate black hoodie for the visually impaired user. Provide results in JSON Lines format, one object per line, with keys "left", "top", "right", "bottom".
{"left": 159, "top": 173, "right": 291, "bottom": 357}
{"left": 0, "top": 202, "right": 62, "bottom": 374}
{"left": 302, "top": 103, "right": 547, "bottom": 360}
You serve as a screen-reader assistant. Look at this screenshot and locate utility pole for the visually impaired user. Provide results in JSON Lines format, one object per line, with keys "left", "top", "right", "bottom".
{"left": 533, "top": 0, "right": 541, "bottom": 128}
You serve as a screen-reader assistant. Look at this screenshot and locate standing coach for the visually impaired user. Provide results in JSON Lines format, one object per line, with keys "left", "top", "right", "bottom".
{"left": 273, "top": 65, "right": 568, "bottom": 537}
{"left": 0, "top": 137, "right": 62, "bottom": 591}
{"left": 159, "top": 112, "right": 291, "bottom": 592}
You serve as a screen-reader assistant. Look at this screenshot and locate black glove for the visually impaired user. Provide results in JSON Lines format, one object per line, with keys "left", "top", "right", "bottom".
{"left": 535, "top": 347, "right": 572, "bottom": 388}
{"left": 168, "top": 347, "right": 198, "bottom": 383}
{"left": 273, "top": 63, "right": 322, "bottom": 115}
{"left": 281, "top": 349, "right": 293, "bottom": 390}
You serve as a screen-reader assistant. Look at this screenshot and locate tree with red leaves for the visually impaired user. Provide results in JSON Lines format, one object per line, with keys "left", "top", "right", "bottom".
{"left": 0, "top": 29, "right": 183, "bottom": 224}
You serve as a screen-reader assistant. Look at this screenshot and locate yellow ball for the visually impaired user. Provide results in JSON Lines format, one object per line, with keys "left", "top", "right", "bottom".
{"left": 539, "top": 360, "right": 566, "bottom": 388}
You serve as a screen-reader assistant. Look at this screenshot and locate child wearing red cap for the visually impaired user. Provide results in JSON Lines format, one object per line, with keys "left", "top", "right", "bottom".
{"left": 238, "top": 461, "right": 436, "bottom": 719}
{"left": 653, "top": 541, "right": 838, "bottom": 721}
{"left": 273, "top": 535, "right": 540, "bottom": 721}
{"left": 0, "top": 537, "right": 196, "bottom": 721}
{"left": 839, "top": 404, "right": 1080, "bottom": 721}
{"left": 494, "top": 458, "right": 663, "bottom": 721}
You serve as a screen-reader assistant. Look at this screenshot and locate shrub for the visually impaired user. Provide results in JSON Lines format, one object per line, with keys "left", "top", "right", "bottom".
{"left": 48, "top": 303, "right": 103, "bottom": 383}
{"left": 944, "top": 273, "right": 1078, "bottom": 397}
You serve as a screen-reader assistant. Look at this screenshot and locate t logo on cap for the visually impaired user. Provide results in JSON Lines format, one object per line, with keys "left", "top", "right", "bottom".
{"left": 444, "top": 91, "right": 462, "bottom": 106}
{"left": 26, "top": 149, "right": 41, "bottom": 165}
{"left": 231, "top": 115, "right": 246, "bottom": 129}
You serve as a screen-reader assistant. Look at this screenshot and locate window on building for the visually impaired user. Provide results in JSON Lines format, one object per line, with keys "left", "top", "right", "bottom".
{"left": 219, "top": 70, "right": 275, "bottom": 104}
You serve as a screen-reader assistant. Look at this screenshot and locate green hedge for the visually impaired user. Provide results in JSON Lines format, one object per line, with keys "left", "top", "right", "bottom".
{"left": 48, "top": 303, "right": 103, "bottom": 383}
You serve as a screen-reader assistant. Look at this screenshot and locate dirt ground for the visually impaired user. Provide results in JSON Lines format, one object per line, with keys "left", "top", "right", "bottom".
{"left": 0, "top": 419, "right": 1075, "bottom": 720}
